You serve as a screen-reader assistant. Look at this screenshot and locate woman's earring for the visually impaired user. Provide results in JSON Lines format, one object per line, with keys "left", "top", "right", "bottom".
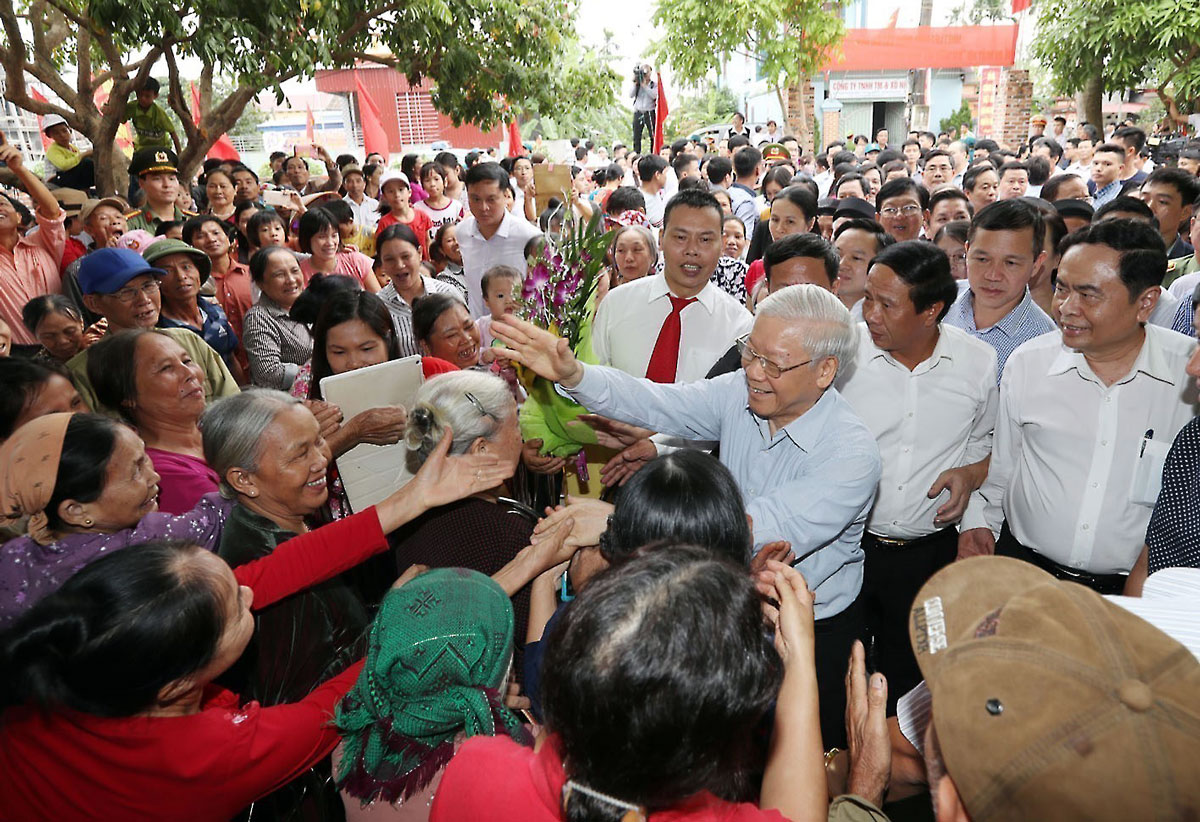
{"left": 83, "top": 517, "right": 94, "bottom": 526}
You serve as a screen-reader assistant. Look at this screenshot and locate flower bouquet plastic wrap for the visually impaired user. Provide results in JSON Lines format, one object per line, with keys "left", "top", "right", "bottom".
{"left": 513, "top": 210, "right": 611, "bottom": 479}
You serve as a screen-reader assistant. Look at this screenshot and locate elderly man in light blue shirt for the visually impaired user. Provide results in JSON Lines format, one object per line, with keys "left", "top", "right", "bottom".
{"left": 492, "top": 283, "right": 881, "bottom": 748}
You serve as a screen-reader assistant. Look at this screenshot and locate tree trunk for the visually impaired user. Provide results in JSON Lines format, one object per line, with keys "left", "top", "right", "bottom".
{"left": 785, "top": 80, "right": 813, "bottom": 156}
{"left": 1080, "top": 71, "right": 1103, "bottom": 128}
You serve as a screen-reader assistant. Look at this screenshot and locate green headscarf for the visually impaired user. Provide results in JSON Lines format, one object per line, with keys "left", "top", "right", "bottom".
{"left": 334, "top": 567, "right": 530, "bottom": 804}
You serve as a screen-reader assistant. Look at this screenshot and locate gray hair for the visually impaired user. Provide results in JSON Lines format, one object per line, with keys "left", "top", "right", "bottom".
{"left": 405, "top": 370, "right": 515, "bottom": 470}
{"left": 754, "top": 283, "right": 858, "bottom": 373}
{"left": 200, "top": 389, "right": 302, "bottom": 497}
{"left": 610, "top": 224, "right": 658, "bottom": 261}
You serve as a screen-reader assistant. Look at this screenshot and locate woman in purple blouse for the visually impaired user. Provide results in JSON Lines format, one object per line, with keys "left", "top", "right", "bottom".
{"left": 0, "top": 413, "right": 233, "bottom": 629}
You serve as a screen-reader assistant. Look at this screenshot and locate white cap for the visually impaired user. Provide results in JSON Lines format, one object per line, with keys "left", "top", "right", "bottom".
{"left": 42, "top": 113, "right": 67, "bottom": 132}
{"left": 379, "top": 170, "right": 410, "bottom": 190}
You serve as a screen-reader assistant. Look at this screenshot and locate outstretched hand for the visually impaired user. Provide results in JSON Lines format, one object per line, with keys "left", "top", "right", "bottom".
{"left": 411, "top": 426, "right": 512, "bottom": 510}
{"left": 844, "top": 640, "right": 890, "bottom": 807}
{"left": 489, "top": 315, "right": 584, "bottom": 387}
{"left": 760, "top": 560, "right": 815, "bottom": 668}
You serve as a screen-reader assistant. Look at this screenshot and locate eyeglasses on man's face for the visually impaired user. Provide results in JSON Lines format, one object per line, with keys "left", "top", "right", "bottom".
{"left": 736, "top": 335, "right": 813, "bottom": 379}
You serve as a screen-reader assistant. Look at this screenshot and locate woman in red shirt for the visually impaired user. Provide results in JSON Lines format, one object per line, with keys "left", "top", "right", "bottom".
{"left": 0, "top": 429, "right": 511, "bottom": 822}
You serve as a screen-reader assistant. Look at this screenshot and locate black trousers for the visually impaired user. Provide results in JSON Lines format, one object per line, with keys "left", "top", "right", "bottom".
{"left": 995, "top": 522, "right": 1127, "bottom": 595}
{"left": 632, "top": 109, "right": 655, "bottom": 155}
{"left": 814, "top": 593, "right": 865, "bottom": 749}
{"left": 861, "top": 529, "right": 958, "bottom": 712}
{"left": 51, "top": 157, "right": 95, "bottom": 192}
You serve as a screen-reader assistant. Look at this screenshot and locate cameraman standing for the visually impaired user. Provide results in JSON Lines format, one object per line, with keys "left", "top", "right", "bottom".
{"left": 628, "top": 63, "right": 657, "bottom": 155}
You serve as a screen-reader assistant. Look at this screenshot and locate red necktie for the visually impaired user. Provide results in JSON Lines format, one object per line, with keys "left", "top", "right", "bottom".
{"left": 644, "top": 295, "right": 697, "bottom": 383}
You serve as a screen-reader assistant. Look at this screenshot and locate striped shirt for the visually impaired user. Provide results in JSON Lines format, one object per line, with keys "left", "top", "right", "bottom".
{"left": 1171, "top": 297, "right": 1195, "bottom": 337}
{"left": 242, "top": 295, "right": 314, "bottom": 389}
{"left": 378, "top": 276, "right": 464, "bottom": 357}
{"left": 943, "top": 287, "right": 1055, "bottom": 383}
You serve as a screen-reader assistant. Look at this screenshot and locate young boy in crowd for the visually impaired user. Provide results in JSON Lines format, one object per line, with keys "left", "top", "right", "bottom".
{"left": 476, "top": 265, "right": 520, "bottom": 350}
{"left": 41, "top": 115, "right": 95, "bottom": 191}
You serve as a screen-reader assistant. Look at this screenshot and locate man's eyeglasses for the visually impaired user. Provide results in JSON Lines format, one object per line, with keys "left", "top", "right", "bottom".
{"left": 879, "top": 205, "right": 923, "bottom": 217}
{"left": 106, "top": 280, "right": 160, "bottom": 304}
{"left": 736, "top": 335, "right": 813, "bottom": 379}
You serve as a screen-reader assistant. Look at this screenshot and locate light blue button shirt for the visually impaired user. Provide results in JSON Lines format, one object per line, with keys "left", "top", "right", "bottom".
{"left": 566, "top": 366, "right": 882, "bottom": 619}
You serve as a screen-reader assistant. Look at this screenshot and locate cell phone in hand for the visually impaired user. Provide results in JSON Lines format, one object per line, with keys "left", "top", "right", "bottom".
{"left": 262, "top": 189, "right": 294, "bottom": 208}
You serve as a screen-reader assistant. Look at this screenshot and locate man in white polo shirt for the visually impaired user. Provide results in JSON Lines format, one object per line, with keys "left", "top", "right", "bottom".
{"left": 456, "top": 162, "right": 541, "bottom": 317}
{"left": 960, "top": 219, "right": 1199, "bottom": 593}
{"left": 837, "top": 239, "right": 998, "bottom": 703}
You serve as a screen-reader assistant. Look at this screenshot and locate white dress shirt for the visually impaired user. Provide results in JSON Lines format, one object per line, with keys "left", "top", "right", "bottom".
{"left": 456, "top": 211, "right": 542, "bottom": 318}
{"left": 640, "top": 185, "right": 667, "bottom": 227}
{"left": 837, "top": 324, "right": 999, "bottom": 539}
{"left": 343, "top": 194, "right": 380, "bottom": 230}
{"left": 592, "top": 274, "right": 753, "bottom": 383}
{"left": 961, "top": 325, "right": 1199, "bottom": 574}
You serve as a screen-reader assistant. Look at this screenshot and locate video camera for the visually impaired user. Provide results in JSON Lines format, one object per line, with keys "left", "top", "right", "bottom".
{"left": 633, "top": 64, "right": 648, "bottom": 85}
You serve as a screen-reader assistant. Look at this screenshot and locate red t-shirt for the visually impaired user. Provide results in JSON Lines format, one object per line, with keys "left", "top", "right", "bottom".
{"left": 0, "top": 509, "right": 387, "bottom": 821}
{"left": 430, "top": 735, "right": 788, "bottom": 822}
{"left": 376, "top": 209, "right": 433, "bottom": 260}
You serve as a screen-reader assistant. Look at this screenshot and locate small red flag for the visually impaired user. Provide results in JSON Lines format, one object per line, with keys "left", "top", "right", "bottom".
{"left": 653, "top": 73, "right": 668, "bottom": 154}
{"left": 354, "top": 71, "right": 389, "bottom": 159}
{"left": 190, "top": 82, "right": 240, "bottom": 161}
{"left": 305, "top": 106, "right": 316, "bottom": 144}
{"left": 1012, "top": 0, "right": 1031, "bottom": 11}
{"left": 507, "top": 120, "right": 523, "bottom": 158}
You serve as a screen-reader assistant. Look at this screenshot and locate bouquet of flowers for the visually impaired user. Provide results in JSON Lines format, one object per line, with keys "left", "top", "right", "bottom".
{"left": 513, "top": 209, "right": 612, "bottom": 476}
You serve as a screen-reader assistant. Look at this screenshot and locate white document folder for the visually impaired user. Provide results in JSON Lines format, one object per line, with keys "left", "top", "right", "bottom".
{"left": 319, "top": 355, "right": 425, "bottom": 513}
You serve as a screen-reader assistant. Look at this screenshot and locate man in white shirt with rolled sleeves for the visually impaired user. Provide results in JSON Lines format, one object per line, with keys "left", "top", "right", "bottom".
{"left": 959, "top": 219, "right": 1199, "bottom": 593}
{"left": 456, "top": 162, "right": 542, "bottom": 317}
{"left": 837, "top": 240, "right": 999, "bottom": 703}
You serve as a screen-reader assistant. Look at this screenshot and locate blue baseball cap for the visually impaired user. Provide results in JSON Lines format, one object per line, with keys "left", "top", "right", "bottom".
{"left": 77, "top": 247, "right": 166, "bottom": 295}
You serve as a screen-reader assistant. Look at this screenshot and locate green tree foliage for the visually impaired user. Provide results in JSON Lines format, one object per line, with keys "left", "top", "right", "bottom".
{"left": 648, "top": 0, "right": 845, "bottom": 150}
{"left": 947, "top": 0, "right": 1009, "bottom": 26}
{"left": 939, "top": 101, "right": 974, "bottom": 136}
{"left": 0, "top": 0, "right": 616, "bottom": 193}
{"left": 1030, "top": 0, "right": 1200, "bottom": 127}
{"left": 663, "top": 85, "right": 739, "bottom": 141}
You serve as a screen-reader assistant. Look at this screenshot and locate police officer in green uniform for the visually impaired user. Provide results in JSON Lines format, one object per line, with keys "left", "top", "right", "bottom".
{"left": 125, "top": 148, "right": 196, "bottom": 234}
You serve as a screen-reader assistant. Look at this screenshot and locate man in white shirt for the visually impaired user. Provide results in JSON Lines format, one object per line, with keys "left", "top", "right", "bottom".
{"left": 456, "top": 162, "right": 542, "bottom": 317}
{"left": 635, "top": 154, "right": 669, "bottom": 228}
{"left": 593, "top": 190, "right": 752, "bottom": 382}
{"left": 341, "top": 165, "right": 379, "bottom": 231}
{"left": 729, "top": 146, "right": 763, "bottom": 238}
{"left": 837, "top": 240, "right": 998, "bottom": 703}
{"left": 960, "top": 219, "right": 1199, "bottom": 592}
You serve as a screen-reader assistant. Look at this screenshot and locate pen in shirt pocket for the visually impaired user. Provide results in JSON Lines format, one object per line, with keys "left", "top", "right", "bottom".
{"left": 1140, "top": 429, "right": 1154, "bottom": 457}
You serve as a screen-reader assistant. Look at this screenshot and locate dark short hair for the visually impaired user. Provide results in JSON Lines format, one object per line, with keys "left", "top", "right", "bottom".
{"left": 230, "top": 164, "right": 259, "bottom": 183}
{"left": 0, "top": 358, "right": 73, "bottom": 439}
{"left": 0, "top": 538, "right": 226, "bottom": 716}
{"left": 997, "top": 161, "right": 1028, "bottom": 181}
{"left": 1094, "top": 195, "right": 1156, "bottom": 224}
{"left": 923, "top": 149, "right": 952, "bottom": 167}
{"left": 308, "top": 290, "right": 400, "bottom": 399}
{"left": 1093, "top": 142, "right": 1127, "bottom": 161}
{"left": 601, "top": 452, "right": 752, "bottom": 564}
{"left": 705, "top": 157, "right": 733, "bottom": 186}
{"left": 245, "top": 210, "right": 287, "bottom": 250}
{"left": 140, "top": 77, "right": 160, "bottom": 94}
{"left": 248, "top": 245, "right": 295, "bottom": 284}
{"left": 869, "top": 240, "right": 957, "bottom": 322}
{"left": 763, "top": 233, "right": 839, "bottom": 287}
{"left": 1040, "top": 173, "right": 1086, "bottom": 202}
{"left": 462, "top": 162, "right": 510, "bottom": 191}
{"left": 761, "top": 165, "right": 794, "bottom": 196}
{"left": 671, "top": 152, "right": 699, "bottom": 177}
{"left": 297, "top": 208, "right": 340, "bottom": 255}
{"left": 831, "top": 150, "right": 859, "bottom": 169}
{"left": 181, "top": 214, "right": 232, "bottom": 247}
{"left": 974, "top": 139, "right": 1000, "bottom": 154}
{"left": 288, "top": 273, "right": 361, "bottom": 324}
{"left": 962, "top": 164, "right": 998, "bottom": 193}
{"left": 318, "top": 198, "right": 354, "bottom": 226}
{"left": 727, "top": 135, "right": 750, "bottom": 151}
{"left": 1032, "top": 137, "right": 1063, "bottom": 160}
{"left": 542, "top": 545, "right": 781, "bottom": 813}
{"left": 662, "top": 188, "right": 723, "bottom": 232}
{"left": 21, "top": 294, "right": 82, "bottom": 336}
{"left": 1142, "top": 167, "right": 1200, "bottom": 206}
{"left": 875, "top": 177, "right": 929, "bottom": 211}
{"left": 933, "top": 219, "right": 970, "bottom": 245}
{"left": 968, "top": 198, "right": 1046, "bottom": 256}
{"left": 637, "top": 154, "right": 668, "bottom": 183}
{"left": 1058, "top": 218, "right": 1167, "bottom": 299}
{"left": 605, "top": 186, "right": 647, "bottom": 215}
{"left": 1113, "top": 126, "right": 1146, "bottom": 154}
{"left": 732, "top": 147, "right": 762, "bottom": 179}
{"left": 833, "top": 217, "right": 895, "bottom": 253}
{"left": 928, "top": 187, "right": 971, "bottom": 216}
{"left": 411, "top": 292, "right": 462, "bottom": 344}
{"left": 833, "top": 172, "right": 871, "bottom": 198}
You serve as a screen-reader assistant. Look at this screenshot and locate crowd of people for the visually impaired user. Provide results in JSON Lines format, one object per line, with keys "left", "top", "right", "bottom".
{"left": 1, "top": 84, "right": 1199, "bottom": 822}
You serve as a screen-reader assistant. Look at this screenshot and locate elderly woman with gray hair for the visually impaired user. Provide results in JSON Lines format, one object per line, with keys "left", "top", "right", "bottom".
{"left": 489, "top": 283, "right": 883, "bottom": 748}
{"left": 391, "top": 369, "right": 550, "bottom": 682}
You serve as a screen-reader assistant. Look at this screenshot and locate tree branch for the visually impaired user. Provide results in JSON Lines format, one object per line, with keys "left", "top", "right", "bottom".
{"left": 162, "top": 46, "right": 200, "bottom": 144}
